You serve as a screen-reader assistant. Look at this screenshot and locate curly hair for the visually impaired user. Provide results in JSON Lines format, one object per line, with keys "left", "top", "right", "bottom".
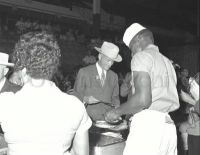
{"left": 11, "top": 31, "right": 61, "bottom": 80}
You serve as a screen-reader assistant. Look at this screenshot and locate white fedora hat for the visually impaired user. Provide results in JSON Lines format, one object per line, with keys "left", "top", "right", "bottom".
{"left": 94, "top": 41, "right": 122, "bottom": 62}
{"left": 0, "top": 52, "right": 14, "bottom": 67}
{"left": 123, "top": 23, "right": 146, "bottom": 47}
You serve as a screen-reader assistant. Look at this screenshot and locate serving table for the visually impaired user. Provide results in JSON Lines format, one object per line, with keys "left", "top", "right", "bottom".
{"left": 0, "top": 120, "right": 128, "bottom": 155}
{"left": 89, "top": 132, "right": 125, "bottom": 155}
{"left": 89, "top": 120, "right": 128, "bottom": 155}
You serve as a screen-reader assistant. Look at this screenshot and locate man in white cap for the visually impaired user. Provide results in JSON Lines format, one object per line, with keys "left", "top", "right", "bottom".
{"left": 105, "top": 23, "right": 180, "bottom": 155}
{"left": 0, "top": 52, "right": 21, "bottom": 134}
{"left": 74, "top": 41, "right": 122, "bottom": 121}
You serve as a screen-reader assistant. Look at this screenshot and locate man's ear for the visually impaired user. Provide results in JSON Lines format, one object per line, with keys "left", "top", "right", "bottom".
{"left": 3, "top": 67, "right": 9, "bottom": 76}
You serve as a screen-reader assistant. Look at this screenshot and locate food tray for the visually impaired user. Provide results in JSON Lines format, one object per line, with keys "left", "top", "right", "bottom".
{"left": 93, "top": 120, "right": 128, "bottom": 131}
{"left": 93, "top": 120, "right": 116, "bottom": 129}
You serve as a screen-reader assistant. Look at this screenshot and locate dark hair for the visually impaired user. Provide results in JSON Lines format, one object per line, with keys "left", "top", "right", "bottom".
{"left": 11, "top": 31, "right": 61, "bottom": 80}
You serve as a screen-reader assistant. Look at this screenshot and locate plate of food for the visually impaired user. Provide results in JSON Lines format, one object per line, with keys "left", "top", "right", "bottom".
{"left": 93, "top": 120, "right": 116, "bottom": 129}
{"left": 93, "top": 120, "right": 128, "bottom": 131}
{"left": 108, "top": 120, "right": 128, "bottom": 131}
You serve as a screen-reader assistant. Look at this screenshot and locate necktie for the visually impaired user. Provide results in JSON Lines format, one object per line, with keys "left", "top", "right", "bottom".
{"left": 101, "top": 71, "right": 106, "bottom": 86}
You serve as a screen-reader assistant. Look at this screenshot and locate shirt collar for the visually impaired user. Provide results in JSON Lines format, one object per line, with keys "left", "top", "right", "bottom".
{"left": 22, "top": 79, "right": 56, "bottom": 90}
{"left": 96, "top": 62, "right": 106, "bottom": 77}
{"left": 145, "top": 44, "right": 159, "bottom": 52}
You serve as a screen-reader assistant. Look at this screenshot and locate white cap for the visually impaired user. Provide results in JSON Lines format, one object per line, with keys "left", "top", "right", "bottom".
{"left": 123, "top": 23, "right": 146, "bottom": 47}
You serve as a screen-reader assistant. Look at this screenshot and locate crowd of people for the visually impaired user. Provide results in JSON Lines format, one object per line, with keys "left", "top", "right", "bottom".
{"left": 174, "top": 68, "right": 199, "bottom": 155}
{"left": 0, "top": 22, "right": 199, "bottom": 155}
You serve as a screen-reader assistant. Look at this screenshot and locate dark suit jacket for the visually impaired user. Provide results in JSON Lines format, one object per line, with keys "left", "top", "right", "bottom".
{"left": 0, "top": 79, "right": 22, "bottom": 93}
{"left": 0, "top": 79, "right": 22, "bottom": 133}
{"left": 73, "top": 64, "right": 120, "bottom": 120}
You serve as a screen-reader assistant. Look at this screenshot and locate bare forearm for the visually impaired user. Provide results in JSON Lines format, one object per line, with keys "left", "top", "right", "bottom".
{"left": 106, "top": 72, "right": 152, "bottom": 121}
{"left": 120, "top": 83, "right": 131, "bottom": 97}
{"left": 116, "top": 94, "right": 149, "bottom": 116}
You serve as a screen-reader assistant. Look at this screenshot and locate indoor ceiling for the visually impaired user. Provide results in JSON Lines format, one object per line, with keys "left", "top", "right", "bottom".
{"left": 35, "top": 0, "right": 199, "bottom": 36}
{"left": 101, "top": 0, "right": 198, "bottom": 35}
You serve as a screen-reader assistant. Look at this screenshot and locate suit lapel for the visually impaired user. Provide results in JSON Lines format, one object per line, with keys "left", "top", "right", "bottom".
{"left": 0, "top": 79, "right": 21, "bottom": 93}
{"left": 0, "top": 79, "right": 7, "bottom": 93}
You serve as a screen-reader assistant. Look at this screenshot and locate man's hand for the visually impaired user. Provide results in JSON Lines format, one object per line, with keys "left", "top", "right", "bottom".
{"left": 83, "top": 96, "right": 99, "bottom": 104}
{"left": 104, "top": 109, "right": 121, "bottom": 123}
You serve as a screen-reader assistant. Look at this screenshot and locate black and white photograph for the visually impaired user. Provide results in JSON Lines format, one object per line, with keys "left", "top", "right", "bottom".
{"left": 0, "top": 0, "right": 199, "bottom": 155}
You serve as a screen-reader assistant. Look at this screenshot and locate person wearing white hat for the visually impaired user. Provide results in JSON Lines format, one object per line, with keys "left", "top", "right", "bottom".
{"left": 0, "top": 52, "right": 14, "bottom": 83}
{"left": 105, "top": 23, "right": 180, "bottom": 155}
{"left": 0, "top": 52, "right": 21, "bottom": 93}
{"left": 0, "top": 52, "right": 21, "bottom": 134}
{"left": 74, "top": 41, "right": 122, "bottom": 121}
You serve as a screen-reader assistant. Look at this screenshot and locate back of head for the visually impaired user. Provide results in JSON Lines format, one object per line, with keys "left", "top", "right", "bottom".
{"left": 123, "top": 23, "right": 154, "bottom": 49}
{"left": 132, "top": 29, "right": 154, "bottom": 49}
{"left": 12, "top": 31, "right": 61, "bottom": 80}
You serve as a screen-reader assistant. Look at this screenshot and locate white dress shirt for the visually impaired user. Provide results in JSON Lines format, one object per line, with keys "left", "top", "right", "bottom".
{"left": 96, "top": 62, "right": 106, "bottom": 80}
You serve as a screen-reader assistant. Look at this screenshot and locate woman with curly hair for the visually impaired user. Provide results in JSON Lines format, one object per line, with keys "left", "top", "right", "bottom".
{"left": 0, "top": 31, "right": 92, "bottom": 155}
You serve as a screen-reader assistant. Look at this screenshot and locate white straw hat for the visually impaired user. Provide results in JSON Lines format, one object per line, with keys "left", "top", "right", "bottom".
{"left": 94, "top": 41, "right": 122, "bottom": 62}
{"left": 0, "top": 52, "right": 14, "bottom": 67}
{"left": 123, "top": 23, "right": 146, "bottom": 47}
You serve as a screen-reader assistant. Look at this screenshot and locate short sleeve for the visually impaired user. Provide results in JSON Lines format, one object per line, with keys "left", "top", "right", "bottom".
{"left": 131, "top": 52, "right": 153, "bottom": 75}
{"left": 76, "top": 104, "right": 92, "bottom": 134}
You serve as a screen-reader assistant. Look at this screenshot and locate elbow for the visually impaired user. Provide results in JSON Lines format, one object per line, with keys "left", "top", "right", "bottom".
{"left": 140, "top": 94, "right": 152, "bottom": 109}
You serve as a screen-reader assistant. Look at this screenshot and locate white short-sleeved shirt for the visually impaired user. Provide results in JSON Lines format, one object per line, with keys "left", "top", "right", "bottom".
{"left": 0, "top": 80, "right": 92, "bottom": 155}
{"left": 131, "top": 44, "right": 179, "bottom": 113}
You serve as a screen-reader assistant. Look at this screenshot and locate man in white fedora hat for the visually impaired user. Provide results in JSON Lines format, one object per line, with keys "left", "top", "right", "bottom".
{"left": 74, "top": 41, "right": 122, "bottom": 121}
{"left": 0, "top": 52, "right": 21, "bottom": 93}
{"left": 0, "top": 52, "right": 21, "bottom": 134}
{"left": 105, "top": 23, "right": 180, "bottom": 155}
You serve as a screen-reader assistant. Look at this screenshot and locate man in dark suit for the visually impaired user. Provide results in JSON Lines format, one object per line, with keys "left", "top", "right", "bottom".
{"left": 0, "top": 52, "right": 21, "bottom": 133}
{"left": 74, "top": 41, "right": 122, "bottom": 121}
